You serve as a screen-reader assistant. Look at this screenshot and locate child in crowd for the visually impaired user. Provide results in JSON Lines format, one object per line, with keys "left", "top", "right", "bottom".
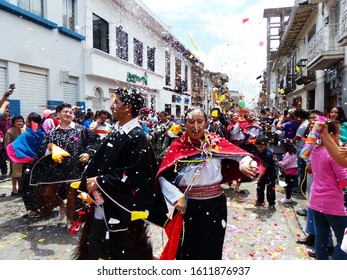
{"left": 278, "top": 139, "right": 298, "bottom": 204}
{"left": 254, "top": 135, "right": 277, "bottom": 210}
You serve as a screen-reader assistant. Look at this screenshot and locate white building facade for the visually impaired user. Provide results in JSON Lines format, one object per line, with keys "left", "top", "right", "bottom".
{"left": 0, "top": 0, "right": 86, "bottom": 118}
{"left": 0, "top": 0, "right": 204, "bottom": 118}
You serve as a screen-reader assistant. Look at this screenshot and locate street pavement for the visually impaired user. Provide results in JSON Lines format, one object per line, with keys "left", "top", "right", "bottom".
{"left": 0, "top": 178, "right": 314, "bottom": 260}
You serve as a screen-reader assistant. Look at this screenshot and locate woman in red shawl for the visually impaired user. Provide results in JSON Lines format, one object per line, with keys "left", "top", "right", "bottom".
{"left": 157, "top": 108, "right": 260, "bottom": 259}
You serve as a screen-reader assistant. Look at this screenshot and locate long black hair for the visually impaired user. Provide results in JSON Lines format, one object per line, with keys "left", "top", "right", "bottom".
{"left": 280, "top": 138, "right": 296, "bottom": 155}
{"left": 332, "top": 106, "right": 347, "bottom": 123}
{"left": 27, "top": 112, "right": 45, "bottom": 133}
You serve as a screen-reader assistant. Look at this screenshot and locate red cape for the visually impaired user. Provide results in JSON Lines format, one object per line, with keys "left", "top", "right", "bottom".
{"left": 156, "top": 131, "right": 262, "bottom": 189}
{"left": 239, "top": 120, "right": 262, "bottom": 133}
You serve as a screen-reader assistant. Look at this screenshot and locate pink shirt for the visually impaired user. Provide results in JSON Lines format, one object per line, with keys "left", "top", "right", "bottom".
{"left": 278, "top": 152, "right": 297, "bottom": 173}
{"left": 308, "top": 145, "right": 347, "bottom": 216}
{"left": 42, "top": 118, "right": 55, "bottom": 134}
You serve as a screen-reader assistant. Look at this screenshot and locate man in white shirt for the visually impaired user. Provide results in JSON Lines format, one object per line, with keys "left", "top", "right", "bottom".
{"left": 89, "top": 110, "right": 111, "bottom": 139}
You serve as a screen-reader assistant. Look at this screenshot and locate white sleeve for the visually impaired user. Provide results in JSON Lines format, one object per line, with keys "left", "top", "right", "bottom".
{"left": 158, "top": 176, "right": 184, "bottom": 206}
{"left": 239, "top": 155, "right": 257, "bottom": 171}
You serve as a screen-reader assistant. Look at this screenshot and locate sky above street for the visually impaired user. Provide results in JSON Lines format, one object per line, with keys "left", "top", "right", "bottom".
{"left": 140, "top": 0, "right": 295, "bottom": 104}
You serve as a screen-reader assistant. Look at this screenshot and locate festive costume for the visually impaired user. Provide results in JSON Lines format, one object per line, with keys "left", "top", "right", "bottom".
{"left": 6, "top": 126, "right": 46, "bottom": 213}
{"left": 27, "top": 122, "right": 99, "bottom": 221}
{"left": 6, "top": 127, "right": 45, "bottom": 163}
{"left": 157, "top": 130, "right": 262, "bottom": 259}
{"left": 28, "top": 123, "right": 98, "bottom": 186}
{"left": 150, "top": 119, "right": 175, "bottom": 163}
{"left": 74, "top": 119, "right": 168, "bottom": 260}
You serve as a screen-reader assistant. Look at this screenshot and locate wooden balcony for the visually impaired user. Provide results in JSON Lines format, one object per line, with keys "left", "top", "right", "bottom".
{"left": 295, "top": 59, "right": 316, "bottom": 85}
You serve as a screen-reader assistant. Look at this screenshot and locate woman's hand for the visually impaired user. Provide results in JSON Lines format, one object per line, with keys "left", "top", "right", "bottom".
{"left": 175, "top": 196, "right": 186, "bottom": 214}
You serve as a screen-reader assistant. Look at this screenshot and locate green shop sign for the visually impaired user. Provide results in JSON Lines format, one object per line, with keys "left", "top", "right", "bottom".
{"left": 127, "top": 72, "right": 148, "bottom": 85}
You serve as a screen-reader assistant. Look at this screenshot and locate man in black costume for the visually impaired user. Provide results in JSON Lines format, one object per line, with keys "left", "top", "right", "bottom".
{"left": 75, "top": 88, "right": 168, "bottom": 260}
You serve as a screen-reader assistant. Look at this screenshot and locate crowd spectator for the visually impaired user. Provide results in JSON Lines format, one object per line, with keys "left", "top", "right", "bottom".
{"left": 291, "top": 109, "right": 310, "bottom": 194}
{"left": 4, "top": 115, "right": 25, "bottom": 196}
{"left": 150, "top": 111, "right": 175, "bottom": 164}
{"left": 253, "top": 135, "right": 277, "bottom": 210}
{"left": 72, "top": 106, "right": 84, "bottom": 124}
{"left": 89, "top": 110, "right": 111, "bottom": 139}
{"left": 0, "top": 106, "right": 12, "bottom": 178}
{"left": 329, "top": 106, "right": 347, "bottom": 145}
{"left": 308, "top": 120, "right": 347, "bottom": 260}
{"left": 42, "top": 109, "right": 56, "bottom": 133}
{"left": 207, "top": 107, "right": 227, "bottom": 138}
{"left": 275, "top": 109, "right": 300, "bottom": 140}
{"left": 82, "top": 111, "right": 95, "bottom": 129}
{"left": 277, "top": 139, "right": 298, "bottom": 204}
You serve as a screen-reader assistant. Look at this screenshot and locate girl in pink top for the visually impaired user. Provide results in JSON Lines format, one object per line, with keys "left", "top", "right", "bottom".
{"left": 278, "top": 139, "right": 298, "bottom": 204}
{"left": 309, "top": 120, "right": 347, "bottom": 260}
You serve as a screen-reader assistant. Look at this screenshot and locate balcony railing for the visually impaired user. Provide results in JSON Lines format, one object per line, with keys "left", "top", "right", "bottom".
{"left": 295, "top": 59, "right": 316, "bottom": 85}
{"left": 280, "top": 74, "right": 296, "bottom": 94}
{"left": 308, "top": 24, "right": 344, "bottom": 68}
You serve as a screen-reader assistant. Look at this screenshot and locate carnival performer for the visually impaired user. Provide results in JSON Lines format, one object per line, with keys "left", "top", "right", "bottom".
{"left": 150, "top": 110, "right": 175, "bottom": 164}
{"left": 226, "top": 111, "right": 262, "bottom": 194}
{"left": 6, "top": 112, "right": 46, "bottom": 217}
{"left": 207, "top": 107, "right": 227, "bottom": 138}
{"left": 73, "top": 88, "right": 168, "bottom": 260}
{"left": 27, "top": 103, "right": 99, "bottom": 224}
{"left": 156, "top": 107, "right": 260, "bottom": 260}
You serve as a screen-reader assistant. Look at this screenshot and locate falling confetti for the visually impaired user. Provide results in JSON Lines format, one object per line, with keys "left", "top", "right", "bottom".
{"left": 187, "top": 34, "right": 199, "bottom": 50}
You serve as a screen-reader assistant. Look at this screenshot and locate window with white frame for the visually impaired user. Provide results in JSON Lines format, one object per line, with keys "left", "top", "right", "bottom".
{"left": 62, "top": 0, "right": 75, "bottom": 31}
{"left": 18, "top": 0, "right": 43, "bottom": 17}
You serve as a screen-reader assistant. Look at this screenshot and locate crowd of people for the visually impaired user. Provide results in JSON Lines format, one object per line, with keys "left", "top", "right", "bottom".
{"left": 0, "top": 85, "right": 346, "bottom": 260}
